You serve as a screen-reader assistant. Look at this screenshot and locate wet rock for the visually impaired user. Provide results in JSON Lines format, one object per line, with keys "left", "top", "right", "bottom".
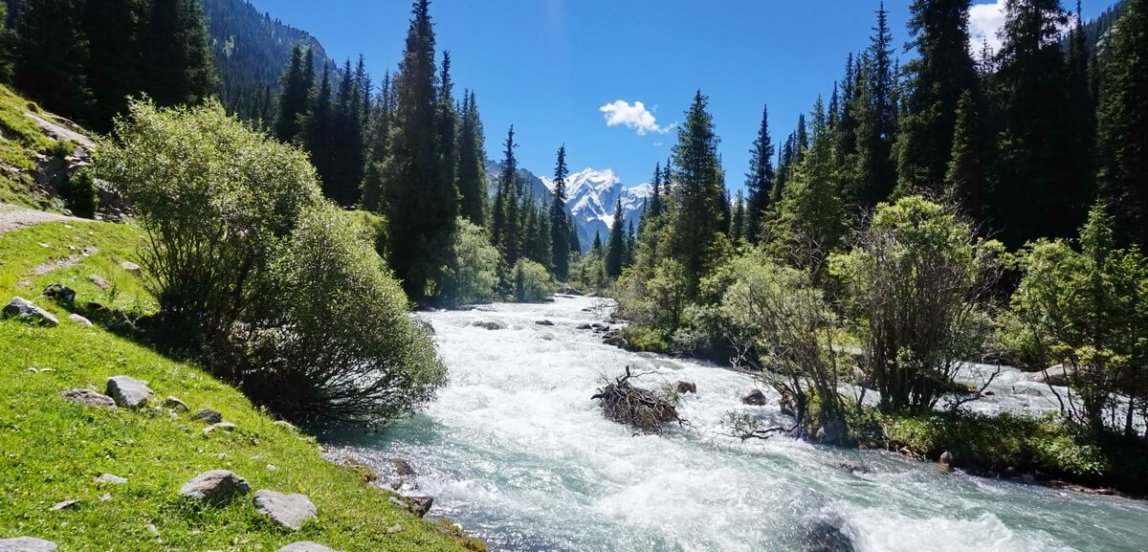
{"left": 676, "top": 381, "right": 697, "bottom": 394}
{"left": 391, "top": 459, "right": 416, "bottom": 478}
{"left": 96, "top": 473, "right": 127, "bottom": 485}
{"left": 816, "top": 420, "right": 847, "bottom": 444}
{"left": 603, "top": 335, "right": 629, "bottom": 349}
{"left": 105, "top": 376, "right": 152, "bottom": 408}
{"left": 163, "top": 396, "right": 189, "bottom": 412}
{"left": 2, "top": 297, "right": 59, "bottom": 326}
{"left": 940, "top": 450, "right": 954, "bottom": 467}
{"left": 61, "top": 389, "right": 116, "bottom": 408}
{"left": 193, "top": 409, "right": 223, "bottom": 424}
{"left": 836, "top": 462, "right": 872, "bottom": 475}
{"left": 253, "top": 490, "right": 318, "bottom": 531}
{"left": 42, "top": 284, "right": 75, "bottom": 304}
{"left": 472, "top": 320, "right": 505, "bottom": 331}
{"left": 179, "top": 470, "right": 250, "bottom": 504}
{"left": 389, "top": 495, "right": 434, "bottom": 518}
{"left": 276, "top": 543, "right": 339, "bottom": 552}
{"left": 0, "top": 537, "right": 59, "bottom": 551}
{"left": 802, "top": 517, "right": 856, "bottom": 552}
{"left": 779, "top": 392, "right": 798, "bottom": 417}
{"left": 741, "top": 389, "right": 768, "bottom": 406}
{"left": 68, "top": 313, "right": 93, "bottom": 327}
{"left": 1025, "top": 364, "right": 1074, "bottom": 387}
{"left": 88, "top": 274, "right": 112, "bottom": 290}
{"left": 535, "top": 320, "right": 555, "bottom": 326}
{"left": 576, "top": 323, "right": 593, "bottom": 330}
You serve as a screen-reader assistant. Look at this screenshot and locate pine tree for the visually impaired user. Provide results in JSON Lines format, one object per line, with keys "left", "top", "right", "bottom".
{"left": 143, "top": 0, "right": 218, "bottom": 108}
{"left": 731, "top": 189, "right": 746, "bottom": 243}
{"left": 457, "top": 91, "right": 488, "bottom": 226}
{"left": 381, "top": 0, "right": 456, "bottom": 302}
{"left": 624, "top": 219, "right": 637, "bottom": 267}
{"left": 606, "top": 197, "right": 626, "bottom": 278}
{"left": 592, "top": 231, "right": 603, "bottom": 253}
{"left": 1065, "top": 1, "right": 1096, "bottom": 226}
{"left": 945, "top": 90, "right": 989, "bottom": 218}
{"left": 274, "top": 44, "right": 311, "bottom": 143}
{"left": 894, "top": 0, "right": 978, "bottom": 196}
{"left": 306, "top": 63, "right": 336, "bottom": 197}
{"left": 1096, "top": 0, "right": 1148, "bottom": 250}
{"left": 992, "top": 0, "right": 1079, "bottom": 247}
{"left": 492, "top": 126, "right": 516, "bottom": 252}
{"left": 82, "top": 0, "right": 146, "bottom": 133}
{"left": 850, "top": 2, "right": 897, "bottom": 209}
{"left": 361, "top": 71, "right": 393, "bottom": 212}
{"left": 14, "top": 0, "right": 90, "bottom": 119}
{"left": 569, "top": 222, "right": 582, "bottom": 255}
{"left": 667, "top": 91, "right": 725, "bottom": 298}
{"left": 745, "top": 104, "right": 775, "bottom": 244}
{"left": 436, "top": 51, "right": 458, "bottom": 215}
{"left": 647, "top": 162, "right": 664, "bottom": 223}
{"left": 836, "top": 53, "right": 862, "bottom": 167}
{"left": 550, "top": 145, "right": 572, "bottom": 279}
{"left": 330, "top": 58, "right": 365, "bottom": 206}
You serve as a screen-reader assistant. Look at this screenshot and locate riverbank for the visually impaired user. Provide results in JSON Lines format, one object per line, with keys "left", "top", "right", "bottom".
{"left": 0, "top": 218, "right": 482, "bottom": 551}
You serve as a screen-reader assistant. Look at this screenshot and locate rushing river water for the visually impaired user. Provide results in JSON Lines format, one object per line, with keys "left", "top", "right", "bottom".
{"left": 329, "top": 296, "right": 1148, "bottom": 552}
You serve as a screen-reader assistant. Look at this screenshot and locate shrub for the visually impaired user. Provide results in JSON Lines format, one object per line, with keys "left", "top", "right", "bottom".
{"left": 512, "top": 259, "right": 554, "bottom": 303}
{"left": 238, "top": 207, "right": 447, "bottom": 426}
{"left": 62, "top": 165, "right": 98, "bottom": 218}
{"left": 831, "top": 196, "right": 1001, "bottom": 414}
{"left": 441, "top": 218, "right": 500, "bottom": 306}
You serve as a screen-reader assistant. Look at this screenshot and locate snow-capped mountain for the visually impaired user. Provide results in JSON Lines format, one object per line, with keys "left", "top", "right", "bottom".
{"left": 542, "top": 168, "right": 651, "bottom": 252}
{"left": 484, "top": 160, "right": 651, "bottom": 252}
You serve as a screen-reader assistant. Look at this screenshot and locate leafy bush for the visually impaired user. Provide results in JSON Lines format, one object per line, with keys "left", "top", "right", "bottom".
{"left": 830, "top": 196, "right": 1001, "bottom": 414}
{"left": 1003, "top": 202, "right": 1148, "bottom": 438}
{"left": 62, "top": 166, "right": 98, "bottom": 218}
{"left": 441, "top": 218, "right": 500, "bottom": 306}
{"left": 238, "top": 207, "right": 447, "bottom": 426}
{"left": 97, "top": 100, "right": 444, "bottom": 426}
{"left": 512, "top": 259, "right": 554, "bottom": 302}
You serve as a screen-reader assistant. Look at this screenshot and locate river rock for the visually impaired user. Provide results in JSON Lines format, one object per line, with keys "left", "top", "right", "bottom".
{"left": 179, "top": 470, "right": 250, "bottom": 504}
{"left": 389, "top": 495, "right": 434, "bottom": 518}
{"left": 940, "top": 450, "right": 954, "bottom": 466}
{"left": 535, "top": 320, "right": 555, "bottom": 326}
{"left": 741, "top": 389, "right": 768, "bottom": 406}
{"left": 1025, "top": 364, "right": 1074, "bottom": 387}
{"left": 276, "top": 543, "right": 339, "bottom": 552}
{"left": 472, "top": 320, "right": 505, "bottom": 330}
{"left": 803, "top": 517, "right": 856, "bottom": 552}
{"left": 42, "top": 284, "right": 75, "bottom": 304}
{"left": 779, "top": 392, "right": 798, "bottom": 417}
{"left": 194, "top": 409, "right": 223, "bottom": 424}
{"left": 391, "top": 459, "right": 416, "bottom": 478}
{"left": 2, "top": 297, "right": 59, "bottom": 326}
{"left": 253, "top": 490, "right": 317, "bottom": 531}
{"left": 62, "top": 388, "right": 116, "bottom": 408}
{"left": 105, "top": 376, "right": 152, "bottom": 408}
{"left": 816, "top": 420, "right": 847, "bottom": 444}
{"left": 676, "top": 381, "right": 697, "bottom": 394}
{"left": 68, "top": 313, "right": 93, "bottom": 327}
{"left": 0, "top": 537, "right": 58, "bottom": 551}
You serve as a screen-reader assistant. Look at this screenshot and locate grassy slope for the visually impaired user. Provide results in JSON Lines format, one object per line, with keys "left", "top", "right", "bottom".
{"left": 0, "top": 220, "right": 476, "bottom": 550}
{"left": 0, "top": 86, "right": 66, "bottom": 211}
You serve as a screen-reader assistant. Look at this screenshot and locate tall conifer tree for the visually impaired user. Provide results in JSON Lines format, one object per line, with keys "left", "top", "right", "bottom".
{"left": 550, "top": 145, "right": 572, "bottom": 279}
{"left": 745, "top": 104, "right": 775, "bottom": 244}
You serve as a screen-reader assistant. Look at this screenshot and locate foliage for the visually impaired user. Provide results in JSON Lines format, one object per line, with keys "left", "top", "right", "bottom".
{"left": 441, "top": 217, "right": 500, "bottom": 306}
{"left": 831, "top": 196, "right": 1001, "bottom": 414}
{"left": 1003, "top": 202, "right": 1148, "bottom": 438}
{"left": 0, "top": 221, "right": 477, "bottom": 551}
{"left": 62, "top": 165, "right": 98, "bottom": 219}
{"left": 512, "top": 259, "right": 554, "bottom": 303}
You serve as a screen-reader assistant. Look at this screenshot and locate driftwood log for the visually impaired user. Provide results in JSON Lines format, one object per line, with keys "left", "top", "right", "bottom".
{"left": 591, "top": 366, "right": 682, "bottom": 432}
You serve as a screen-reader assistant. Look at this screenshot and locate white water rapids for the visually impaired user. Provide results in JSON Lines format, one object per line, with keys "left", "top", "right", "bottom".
{"left": 330, "top": 296, "right": 1148, "bottom": 552}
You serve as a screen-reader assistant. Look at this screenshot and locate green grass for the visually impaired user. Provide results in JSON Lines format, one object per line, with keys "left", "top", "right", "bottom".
{"left": 0, "top": 220, "right": 479, "bottom": 551}
{"left": 0, "top": 85, "right": 67, "bottom": 210}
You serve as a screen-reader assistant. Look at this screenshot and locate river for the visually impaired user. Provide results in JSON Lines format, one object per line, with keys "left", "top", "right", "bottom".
{"left": 329, "top": 295, "right": 1148, "bottom": 552}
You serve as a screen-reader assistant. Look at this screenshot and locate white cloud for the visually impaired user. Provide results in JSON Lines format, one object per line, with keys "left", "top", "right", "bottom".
{"left": 599, "top": 100, "right": 671, "bottom": 136}
{"left": 969, "top": 0, "right": 1007, "bottom": 56}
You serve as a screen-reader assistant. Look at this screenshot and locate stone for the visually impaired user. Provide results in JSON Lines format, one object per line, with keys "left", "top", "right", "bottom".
{"left": 179, "top": 470, "right": 250, "bottom": 504}
{"left": 803, "top": 517, "right": 856, "bottom": 552}
{"left": 603, "top": 335, "right": 629, "bottom": 349}
{"left": 203, "top": 422, "right": 238, "bottom": 434}
{"left": 676, "top": 381, "right": 697, "bottom": 394}
{"left": 193, "top": 409, "right": 223, "bottom": 424}
{"left": 535, "top": 320, "right": 555, "bottom": 326}
{"left": 779, "top": 392, "right": 798, "bottom": 417}
{"left": 0, "top": 537, "right": 59, "bottom": 552}
{"left": 274, "top": 420, "right": 298, "bottom": 432}
{"left": 276, "top": 543, "right": 339, "bottom": 552}
{"left": 389, "top": 495, "right": 434, "bottom": 518}
{"left": 105, "top": 376, "right": 152, "bottom": 408}
{"left": 68, "top": 313, "right": 93, "bottom": 327}
{"left": 48, "top": 500, "right": 79, "bottom": 512}
{"left": 253, "top": 490, "right": 318, "bottom": 531}
{"left": 1025, "top": 364, "right": 1074, "bottom": 387}
{"left": 163, "top": 396, "right": 189, "bottom": 412}
{"left": 41, "top": 284, "right": 75, "bottom": 304}
{"left": 940, "top": 450, "right": 954, "bottom": 467}
{"left": 472, "top": 320, "right": 505, "bottom": 330}
{"left": 391, "top": 459, "right": 416, "bottom": 478}
{"left": 62, "top": 389, "right": 116, "bottom": 408}
{"left": 2, "top": 297, "right": 59, "bottom": 326}
{"left": 386, "top": 524, "right": 403, "bottom": 534}
{"left": 88, "top": 274, "right": 112, "bottom": 290}
{"left": 96, "top": 473, "right": 127, "bottom": 485}
{"left": 119, "top": 261, "right": 141, "bottom": 273}
{"left": 741, "top": 389, "right": 768, "bottom": 406}
{"left": 816, "top": 420, "right": 847, "bottom": 444}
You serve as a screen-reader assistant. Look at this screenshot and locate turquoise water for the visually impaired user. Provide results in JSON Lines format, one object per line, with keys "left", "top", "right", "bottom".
{"left": 331, "top": 296, "right": 1148, "bottom": 552}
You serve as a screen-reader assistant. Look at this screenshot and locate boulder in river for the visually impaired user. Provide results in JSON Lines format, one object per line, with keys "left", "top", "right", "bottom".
{"left": 591, "top": 367, "right": 682, "bottom": 432}
{"left": 472, "top": 320, "right": 506, "bottom": 331}
{"left": 676, "top": 381, "right": 697, "bottom": 394}
{"left": 802, "top": 516, "right": 856, "bottom": 552}
{"left": 741, "top": 389, "right": 768, "bottom": 406}
{"left": 1025, "top": 364, "right": 1074, "bottom": 387}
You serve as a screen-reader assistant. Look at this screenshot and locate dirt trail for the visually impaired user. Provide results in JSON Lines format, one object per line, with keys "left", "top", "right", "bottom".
{"left": 0, "top": 204, "right": 86, "bottom": 236}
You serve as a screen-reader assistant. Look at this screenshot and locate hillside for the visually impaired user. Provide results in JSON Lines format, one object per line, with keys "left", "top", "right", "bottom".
{"left": 0, "top": 85, "right": 92, "bottom": 213}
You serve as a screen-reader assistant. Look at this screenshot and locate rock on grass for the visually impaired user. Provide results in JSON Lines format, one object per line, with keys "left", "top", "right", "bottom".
{"left": 2, "top": 297, "right": 59, "bottom": 326}
{"left": 0, "top": 537, "right": 58, "bottom": 551}
{"left": 105, "top": 376, "right": 152, "bottom": 409}
{"left": 276, "top": 543, "right": 339, "bottom": 552}
{"left": 253, "top": 490, "right": 318, "bottom": 531}
{"left": 179, "top": 470, "right": 250, "bottom": 504}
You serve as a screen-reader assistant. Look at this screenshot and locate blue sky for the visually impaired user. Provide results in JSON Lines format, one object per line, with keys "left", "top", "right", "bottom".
{"left": 244, "top": 0, "right": 1114, "bottom": 192}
